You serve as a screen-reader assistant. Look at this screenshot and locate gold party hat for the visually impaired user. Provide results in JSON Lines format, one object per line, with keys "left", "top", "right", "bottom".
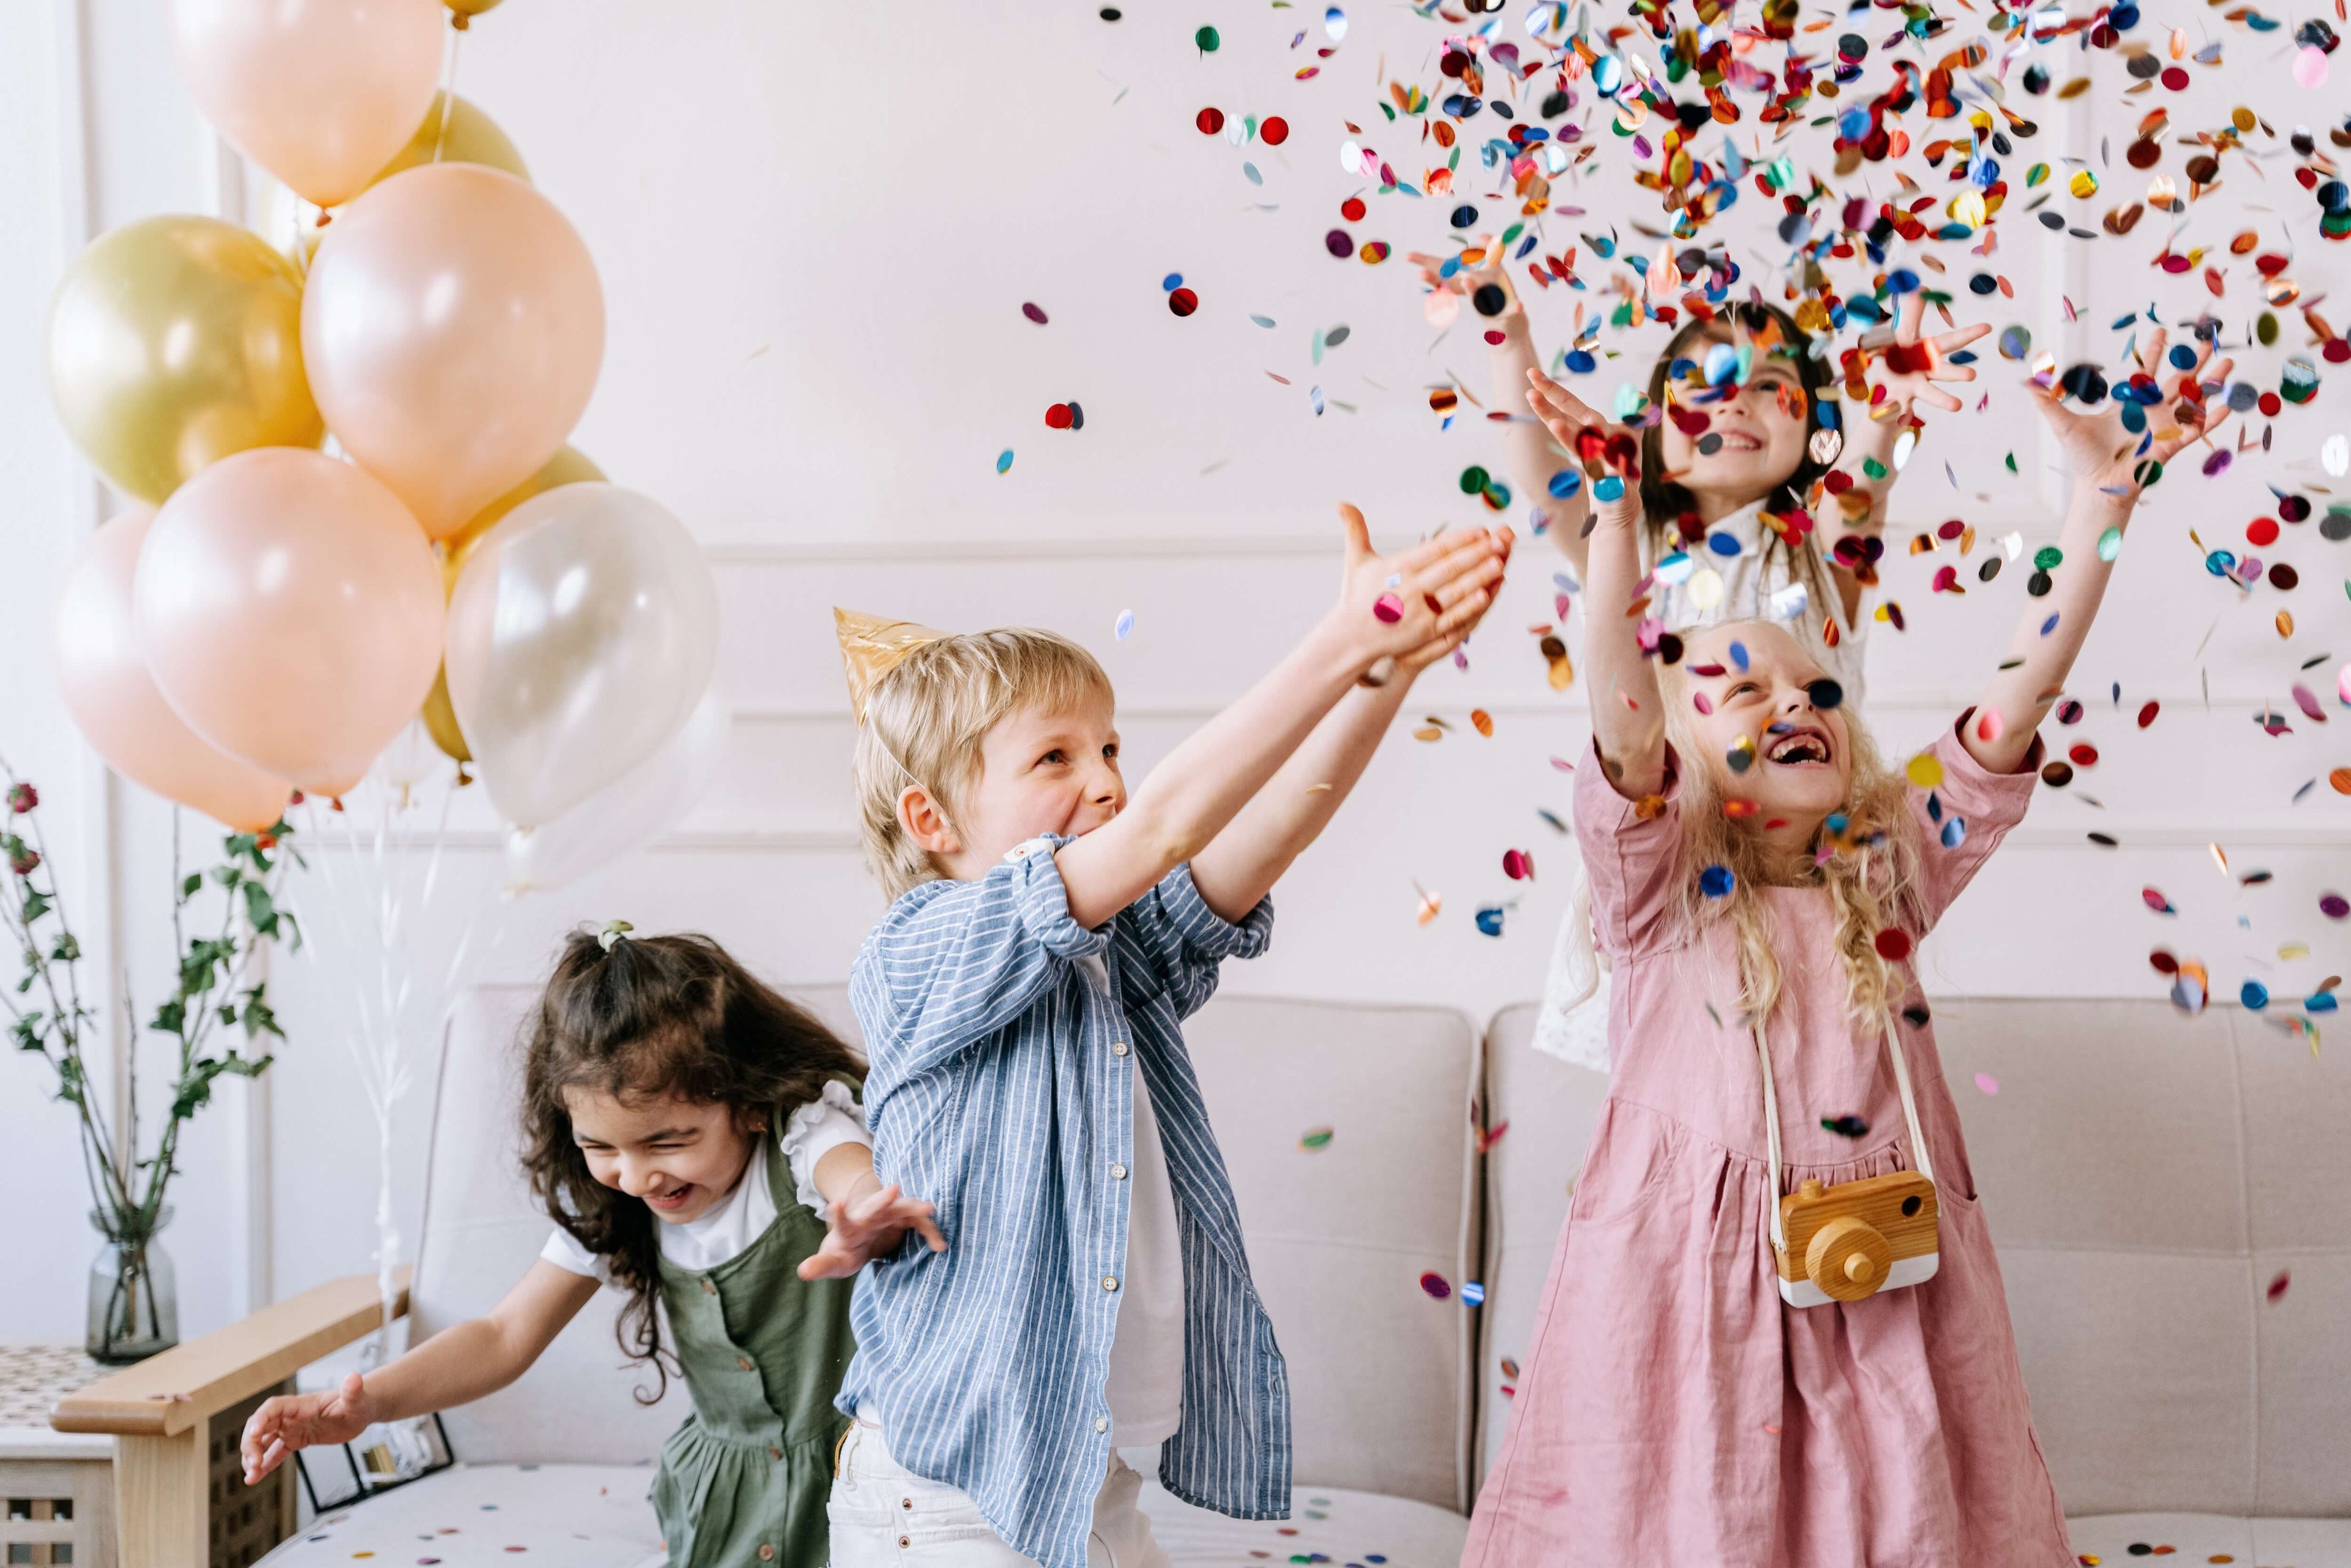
{"left": 835, "top": 607, "right": 947, "bottom": 724}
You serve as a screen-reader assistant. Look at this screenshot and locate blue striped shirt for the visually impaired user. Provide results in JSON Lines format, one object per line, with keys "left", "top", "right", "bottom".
{"left": 839, "top": 835, "right": 1290, "bottom": 1568}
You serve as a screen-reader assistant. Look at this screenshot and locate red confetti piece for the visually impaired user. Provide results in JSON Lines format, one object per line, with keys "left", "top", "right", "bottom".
{"left": 2137, "top": 701, "right": 2160, "bottom": 729}
{"left": 1419, "top": 1270, "right": 1453, "bottom": 1300}
{"left": 1196, "top": 106, "right": 1225, "bottom": 135}
{"left": 2142, "top": 887, "right": 2176, "bottom": 914}
{"left": 1021, "top": 302, "right": 1048, "bottom": 325}
{"left": 1045, "top": 403, "right": 1073, "bottom": 429}
{"left": 1873, "top": 928, "right": 1913, "bottom": 962}
{"left": 2267, "top": 1269, "right": 2291, "bottom": 1304}
{"left": 1260, "top": 115, "right": 1289, "bottom": 145}
{"left": 1168, "top": 287, "right": 1199, "bottom": 317}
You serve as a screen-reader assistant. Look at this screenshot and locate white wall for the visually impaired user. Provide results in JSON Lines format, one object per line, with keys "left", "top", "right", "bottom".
{"left": 4, "top": 2, "right": 2345, "bottom": 1345}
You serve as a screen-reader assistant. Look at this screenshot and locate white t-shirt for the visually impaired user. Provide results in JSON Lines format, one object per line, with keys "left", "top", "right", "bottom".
{"left": 539, "top": 1078, "right": 870, "bottom": 1283}
{"left": 1077, "top": 952, "right": 1185, "bottom": 1448}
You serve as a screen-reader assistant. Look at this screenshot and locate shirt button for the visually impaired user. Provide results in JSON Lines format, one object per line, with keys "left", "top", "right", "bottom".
{"left": 1094, "top": 1416, "right": 1109, "bottom": 1433}
{"left": 1111, "top": 1163, "right": 1128, "bottom": 1180}
{"left": 900, "top": 1497, "right": 914, "bottom": 1512}
{"left": 768, "top": 1446, "right": 782, "bottom": 1460}
{"left": 1103, "top": 1275, "right": 1119, "bottom": 1291}
{"left": 758, "top": 1547, "right": 775, "bottom": 1562}
{"left": 1111, "top": 1040, "right": 1129, "bottom": 1056}
{"left": 700, "top": 1277, "right": 716, "bottom": 1295}
{"left": 898, "top": 1537, "right": 912, "bottom": 1550}
{"left": 737, "top": 1356, "right": 754, "bottom": 1372}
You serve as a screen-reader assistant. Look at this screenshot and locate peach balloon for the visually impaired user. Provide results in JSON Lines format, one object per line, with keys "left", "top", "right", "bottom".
{"left": 135, "top": 449, "right": 446, "bottom": 796}
{"left": 52, "top": 509, "right": 292, "bottom": 831}
{"left": 169, "top": 0, "right": 445, "bottom": 208}
{"left": 304, "top": 164, "right": 604, "bottom": 538}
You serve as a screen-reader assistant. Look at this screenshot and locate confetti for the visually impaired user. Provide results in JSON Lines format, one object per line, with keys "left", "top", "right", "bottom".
{"left": 1299, "top": 1127, "right": 1334, "bottom": 1152}
{"left": 1114, "top": 609, "right": 1133, "bottom": 640}
{"left": 1974, "top": 1072, "right": 2000, "bottom": 1096}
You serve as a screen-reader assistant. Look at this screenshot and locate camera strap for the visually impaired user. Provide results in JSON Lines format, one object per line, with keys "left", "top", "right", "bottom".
{"left": 1753, "top": 1010, "right": 1936, "bottom": 1253}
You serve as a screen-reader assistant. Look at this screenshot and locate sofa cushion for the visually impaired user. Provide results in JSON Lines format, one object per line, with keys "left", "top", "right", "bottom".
{"left": 1472, "top": 1002, "right": 1610, "bottom": 1477}
{"left": 1139, "top": 1480, "right": 1469, "bottom": 1566}
{"left": 1182, "top": 997, "right": 1483, "bottom": 1512}
{"left": 260, "top": 1463, "right": 664, "bottom": 1567}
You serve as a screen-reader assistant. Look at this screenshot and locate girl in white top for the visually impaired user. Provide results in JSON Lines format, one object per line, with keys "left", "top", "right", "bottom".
{"left": 240, "top": 928, "right": 945, "bottom": 1568}
{"left": 1415, "top": 238, "right": 1984, "bottom": 1067}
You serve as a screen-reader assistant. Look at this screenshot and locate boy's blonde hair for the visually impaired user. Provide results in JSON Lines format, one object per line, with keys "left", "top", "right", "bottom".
{"left": 853, "top": 628, "right": 1114, "bottom": 902}
{"left": 1656, "top": 621, "right": 1928, "bottom": 1032}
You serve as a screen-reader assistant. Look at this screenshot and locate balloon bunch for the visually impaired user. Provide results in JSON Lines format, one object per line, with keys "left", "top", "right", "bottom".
{"left": 45, "top": 0, "right": 724, "bottom": 894}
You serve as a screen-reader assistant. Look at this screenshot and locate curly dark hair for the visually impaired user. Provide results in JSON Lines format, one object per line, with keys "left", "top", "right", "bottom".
{"left": 518, "top": 929, "right": 863, "bottom": 1402}
{"left": 1637, "top": 299, "right": 1839, "bottom": 595}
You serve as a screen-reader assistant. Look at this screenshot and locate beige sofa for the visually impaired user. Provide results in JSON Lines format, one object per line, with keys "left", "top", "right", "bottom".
{"left": 70, "top": 986, "right": 2350, "bottom": 1566}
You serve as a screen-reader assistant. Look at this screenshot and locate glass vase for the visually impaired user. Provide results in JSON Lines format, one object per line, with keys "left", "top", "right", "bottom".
{"left": 87, "top": 1206, "right": 178, "bottom": 1365}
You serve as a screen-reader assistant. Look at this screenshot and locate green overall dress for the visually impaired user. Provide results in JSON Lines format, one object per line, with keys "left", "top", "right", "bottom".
{"left": 648, "top": 1097, "right": 859, "bottom": 1568}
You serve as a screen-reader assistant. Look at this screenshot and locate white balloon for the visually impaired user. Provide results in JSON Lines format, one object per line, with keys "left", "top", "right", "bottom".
{"left": 503, "top": 690, "right": 730, "bottom": 895}
{"left": 444, "top": 482, "right": 719, "bottom": 829}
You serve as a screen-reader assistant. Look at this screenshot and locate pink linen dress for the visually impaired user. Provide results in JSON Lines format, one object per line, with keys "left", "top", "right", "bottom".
{"left": 1463, "top": 718, "right": 2073, "bottom": 1568}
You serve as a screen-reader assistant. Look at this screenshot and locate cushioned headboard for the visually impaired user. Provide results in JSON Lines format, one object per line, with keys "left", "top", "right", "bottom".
{"left": 1477, "top": 996, "right": 2351, "bottom": 1521}
{"left": 1182, "top": 996, "right": 1483, "bottom": 1514}
{"left": 1929, "top": 999, "right": 2350, "bottom": 1518}
{"left": 413, "top": 981, "right": 863, "bottom": 1465}
{"left": 1474, "top": 1003, "right": 1610, "bottom": 1480}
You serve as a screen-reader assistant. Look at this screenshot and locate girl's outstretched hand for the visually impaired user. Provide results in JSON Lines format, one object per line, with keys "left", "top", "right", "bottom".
{"left": 241, "top": 1372, "right": 377, "bottom": 1484}
{"left": 2028, "top": 325, "right": 2234, "bottom": 497}
{"left": 798, "top": 1180, "right": 947, "bottom": 1280}
{"left": 1862, "top": 292, "right": 1989, "bottom": 418}
{"left": 1406, "top": 231, "right": 1522, "bottom": 333}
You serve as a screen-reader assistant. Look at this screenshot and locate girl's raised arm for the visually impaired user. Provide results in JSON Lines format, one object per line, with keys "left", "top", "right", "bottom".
{"left": 1963, "top": 327, "right": 2233, "bottom": 776}
{"left": 1828, "top": 291, "right": 1988, "bottom": 546}
{"left": 1581, "top": 472, "right": 1670, "bottom": 798}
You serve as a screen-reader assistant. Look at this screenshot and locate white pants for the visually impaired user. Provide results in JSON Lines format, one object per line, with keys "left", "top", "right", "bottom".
{"left": 827, "top": 1416, "right": 1170, "bottom": 1568}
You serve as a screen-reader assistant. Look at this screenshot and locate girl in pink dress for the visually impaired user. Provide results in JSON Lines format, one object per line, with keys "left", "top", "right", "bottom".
{"left": 1464, "top": 326, "right": 2237, "bottom": 1567}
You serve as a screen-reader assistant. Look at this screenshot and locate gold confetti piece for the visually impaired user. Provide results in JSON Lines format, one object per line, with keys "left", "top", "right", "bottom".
{"left": 2280, "top": 942, "right": 2311, "bottom": 961}
{"left": 1412, "top": 726, "right": 1444, "bottom": 743}
{"left": 2278, "top": 610, "right": 2295, "bottom": 638}
{"left": 1305, "top": 782, "right": 1333, "bottom": 793}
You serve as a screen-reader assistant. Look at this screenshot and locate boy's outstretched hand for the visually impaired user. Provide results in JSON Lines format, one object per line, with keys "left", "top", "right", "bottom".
{"left": 1329, "top": 504, "right": 1510, "bottom": 675}
{"left": 798, "top": 1180, "right": 947, "bottom": 1280}
{"left": 242, "top": 1372, "right": 378, "bottom": 1484}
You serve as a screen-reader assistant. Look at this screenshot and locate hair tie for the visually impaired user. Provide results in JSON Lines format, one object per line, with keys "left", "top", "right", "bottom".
{"left": 598, "top": 919, "right": 634, "bottom": 953}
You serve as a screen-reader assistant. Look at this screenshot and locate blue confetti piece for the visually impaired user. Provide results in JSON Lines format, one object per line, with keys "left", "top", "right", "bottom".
{"left": 1728, "top": 639, "right": 1749, "bottom": 672}
{"left": 2309, "top": 990, "right": 2339, "bottom": 1013}
{"left": 1115, "top": 609, "right": 1134, "bottom": 640}
{"left": 1460, "top": 1280, "right": 1487, "bottom": 1306}
{"left": 1250, "top": 313, "right": 1277, "bottom": 329}
{"left": 1474, "top": 905, "right": 1506, "bottom": 936}
{"left": 1242, "top": 162, "right": 1262, "bottom": 186}
{"left": 1161, "top": 272, "right": 1183, "bottom": 291}
{"left": 1592, "top": 475, "right": 1625, "bottom": 501}
{"left": 1708, "top": 531, "right": 1744, "bottom": 557}
{"left": 1548, "top": 468, "right": 1583, "bottom": 498}
{"left": 2040, "top": 613, "right": 2059, "bottom": 636}
{"left": 2241, "top": 980, "right": 2270, "bottom": 1010}
{"left": 1700, "top": 864, "right": 1735, "bottom": 898}
{"left": 995, "top": 449, "right": 1014, "bottom": 474}
{"left": 1310, "top": 384, "right": 1325, "bottom": 416}
{"left": 1941, "top": 814, "right": 1967, "bottom": 849}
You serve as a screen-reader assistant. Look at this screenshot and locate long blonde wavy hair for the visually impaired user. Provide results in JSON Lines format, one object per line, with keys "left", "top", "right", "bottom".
{"left": 1655, "top": 621, "right": 1929, "bottom": 1032}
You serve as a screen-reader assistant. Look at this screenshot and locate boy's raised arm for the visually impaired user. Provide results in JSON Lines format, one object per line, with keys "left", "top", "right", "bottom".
{"left": 1964, "top": 328, "right": 2232, "bottom": 776}
{"left": 1189, "top": 517, "right": 1510, "bottom": 920}
{"left": 1054, "top": 509, "right": 1505, "bottom": 929}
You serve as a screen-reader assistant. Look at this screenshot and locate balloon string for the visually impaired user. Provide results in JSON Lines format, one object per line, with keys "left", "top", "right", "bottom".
{"left": 432, "top": 23, "right": 463, "bottom": 165}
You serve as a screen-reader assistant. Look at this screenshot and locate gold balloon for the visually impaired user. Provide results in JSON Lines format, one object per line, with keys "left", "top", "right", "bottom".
{"left": 377, "top": 91, "right": 529, "bottom": 188}
{"left": 48, "top": 215, "right": 322, "bottom": 505}
{"left": 292, "top": 92, "right": 528, "bottom": 266}
{"left": 422, "top": 446, "right": 606, "bottom": 762}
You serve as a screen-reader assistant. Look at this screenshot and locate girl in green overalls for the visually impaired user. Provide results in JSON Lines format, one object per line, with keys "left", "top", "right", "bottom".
{"left": 239, "top": 928, "right": 945, "bottom": 1567}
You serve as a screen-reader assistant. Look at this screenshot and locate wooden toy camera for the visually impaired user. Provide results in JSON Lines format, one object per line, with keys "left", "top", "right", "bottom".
{"left": 1773, "top": 1169, "right": 1940, "bottom": 1308}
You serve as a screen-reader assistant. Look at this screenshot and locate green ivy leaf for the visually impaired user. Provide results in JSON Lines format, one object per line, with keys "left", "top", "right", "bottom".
{"left": 20, "top": 889, "right": 51, "bottom": 925}
{"left": 181, "top": 872, "right": 202, "bottom": 900}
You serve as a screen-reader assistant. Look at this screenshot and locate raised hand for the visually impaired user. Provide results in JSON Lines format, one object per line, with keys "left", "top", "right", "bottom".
{"left": 1858, "top": 293, "right": 1988, "bottom": 419}
{"left": 1332, "top": 505, "right": 1510, "bottom": 672}
{"left": 1523, "top": 367, "right": 1640, "bottom": 487}
{"left": 241, "top": 1372, "right": 377, "bottom": 1484}
{"left": 2028, "top": 325, "right": 2233, "bottom": 497}
{"left": 798, "top": 1180, "right": 947, "bottom": 1280}
{"left": 1407, "top": 231, "right": 1523, "bottom": 334}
